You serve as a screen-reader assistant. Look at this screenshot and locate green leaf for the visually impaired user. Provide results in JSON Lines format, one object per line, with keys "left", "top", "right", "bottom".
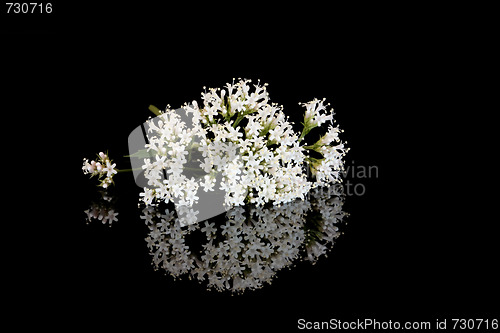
{"left": 124, "top": 149, "right": 154, "bottom": 159}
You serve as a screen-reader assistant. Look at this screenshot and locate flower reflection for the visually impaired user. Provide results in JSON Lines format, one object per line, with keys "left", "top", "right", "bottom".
{"left": 83, "top": 190, "right": 119, "bottom": 226}
{"left": 142, "top": 186, "right": 346, "bottom": 293}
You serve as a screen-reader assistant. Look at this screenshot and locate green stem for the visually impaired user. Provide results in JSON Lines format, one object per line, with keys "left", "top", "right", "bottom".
{"left": 118, "top": 166, "right": 206, "bottom": 173}
{"left": 149, "top": 105, "right": 162, "bottom": 116}
{"left": 305, "top": 156, "right": 322, "bottom": 164}
{"left": 232, "top": 107, "right": 257, "bottom": 128}
{"left": 299, "top": 122, "right": 307, "bottom": 141}
{"left": 303, "top": 142, "right": 323, "bottom": 151}
{"left": 117, "top": 168, "right": 136, "bottom": 173}
{"left": 233, "top": 114, "right": 244, "bottom": 128}
{"left": 266, "top": 139, "right": 277, "bottom": 146}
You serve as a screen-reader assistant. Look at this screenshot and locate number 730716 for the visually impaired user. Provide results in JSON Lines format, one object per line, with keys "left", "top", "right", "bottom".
{"left": 452, "top": 319, "right": 498, "bottom": 330}
{"left": 6, "top": 3, "right": 52, "bottom": 14}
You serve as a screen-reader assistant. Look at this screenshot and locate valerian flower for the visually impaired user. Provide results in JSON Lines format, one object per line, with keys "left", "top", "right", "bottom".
{"left": 138, "top": 79, "right": 348, "bottom": 208}
{"left": 82, "top": 152, "right": 117, "bottom": 188}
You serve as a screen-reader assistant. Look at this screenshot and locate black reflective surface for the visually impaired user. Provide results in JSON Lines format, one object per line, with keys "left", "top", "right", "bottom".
{"left": 5, "top": 12, "right": 498, "bottom": 330}
{"left": 142, "top": 187, "right": 345, "bottom": 293}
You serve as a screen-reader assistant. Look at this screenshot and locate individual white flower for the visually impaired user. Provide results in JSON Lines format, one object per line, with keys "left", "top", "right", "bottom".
{"left": 103, "top": 160, "right": 117, "bottom": 178}
{"left": 201, "top": 221, "right": 216, "bottom": 235}
{"left": 185, "top": 187, "right": 199, "bottom": 206}
{"left": 245, "top": 118, "right": 263, "bottom": 138}
{"left": 201, "top": 174, "right": 215, "bottom": 192}
{"left": 104, "top": 209, "right": 119, "bottom": 224}
{"left": 139, "top": 188, "right": 155, "bottom": 205}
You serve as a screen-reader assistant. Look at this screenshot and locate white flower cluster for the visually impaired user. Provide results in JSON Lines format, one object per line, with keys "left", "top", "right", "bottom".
{"left": 83, "top": 191, "right": 119, "bottom": 226}
{"left": 143, "top": 186, "right": 346, "bottom": 293}
{"left": 140, "top": 79, "right": 348, "bottom": 208}
{"left": 84, "top": 207, "right": 119, "bottom": 226}
{"left": 82, "top": 152, "right": 117, "bottom": 188}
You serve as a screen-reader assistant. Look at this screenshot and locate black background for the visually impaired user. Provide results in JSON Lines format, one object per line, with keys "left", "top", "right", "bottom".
{"left": 2, "top": 2, "right": 497, "bottom": 331}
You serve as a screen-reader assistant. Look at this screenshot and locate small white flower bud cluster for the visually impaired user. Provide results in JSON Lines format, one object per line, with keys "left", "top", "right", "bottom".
{"left": 82, "top": 152, "right": 117, "bottom": 188}
{"left": 301, "top": 98, "right": 333, "bottom": 127}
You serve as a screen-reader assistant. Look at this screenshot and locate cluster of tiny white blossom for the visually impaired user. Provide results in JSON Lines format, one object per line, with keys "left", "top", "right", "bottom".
{"left": 82, "top": 152, "right": 117, "bottom": 188}
{"left": 140, "top": 79, "right": 347, "bottom": 208}
{"left": 83, "top": 191, "right": 119, "bottom": 226}
{"left": 143, "top": 187, "right": 345, "bottom": 293}
{"left": 84, "top": 206, "right": 119, "bottom": 226}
